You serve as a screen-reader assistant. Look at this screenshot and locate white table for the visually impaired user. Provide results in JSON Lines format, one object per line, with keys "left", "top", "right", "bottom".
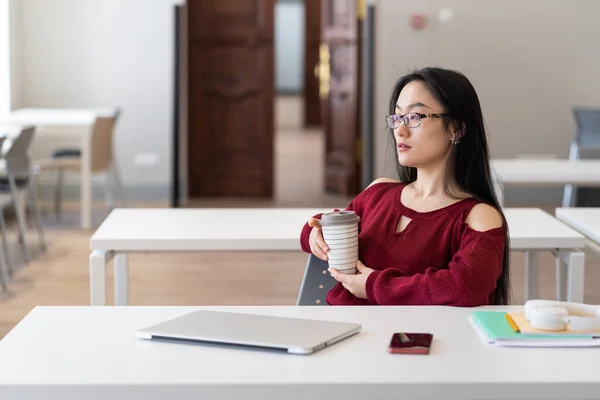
{"left": 555, "top": 208, "right": 600, "bottom": 300}
{"left": 89, "top": 208, "right": 586, "bottom": 306}
{"left": 491, "top": 158, "right": 600, "bottom": 207}
{"left": 7, "top": 108, "right": 118, "bottom": 230}
{"left": 1, "top": 305, "right": 599, "bottom": 400}
{"left": 506, "top": 208, "right": 586, "bottom": 303}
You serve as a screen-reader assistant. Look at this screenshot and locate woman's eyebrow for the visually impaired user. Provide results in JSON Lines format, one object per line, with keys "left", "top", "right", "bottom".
{"left": 395, "top": 102, "right": 430, "bottom": 112}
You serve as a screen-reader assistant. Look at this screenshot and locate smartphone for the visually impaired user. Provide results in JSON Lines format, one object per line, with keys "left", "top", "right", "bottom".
{"left": 388, "top": 332, "right": 433, "bottom": 354}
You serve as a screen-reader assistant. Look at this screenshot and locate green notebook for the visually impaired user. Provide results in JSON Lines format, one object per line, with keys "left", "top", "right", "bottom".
{"left": 471, "top": 311, "right": 592, "bottom": 341}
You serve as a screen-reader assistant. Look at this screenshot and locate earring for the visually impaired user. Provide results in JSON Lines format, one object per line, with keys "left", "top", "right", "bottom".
{"left": 451, "top": 137, "right": 460, "bottom": 145}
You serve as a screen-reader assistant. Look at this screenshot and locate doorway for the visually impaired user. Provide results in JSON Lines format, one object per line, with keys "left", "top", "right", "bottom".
{"left": 273, "top": 0, "right": 324, "bottom": 207}
{"left": 184, "top": 0, "right": 371, "bottom": 206}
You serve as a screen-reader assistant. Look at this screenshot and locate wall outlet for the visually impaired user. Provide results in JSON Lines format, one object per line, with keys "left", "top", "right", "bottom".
{"left": 134, "top": 153, "right": 160, "bottom": 169}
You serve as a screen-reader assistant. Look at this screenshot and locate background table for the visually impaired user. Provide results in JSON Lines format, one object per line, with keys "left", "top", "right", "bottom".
{"left": 89, "top": 208, "right": 586, "bottom": 306}
{"left": 491, "top": 158, "right": 600, "bottom": 207}
{"left": 556, "top": 208, "right": 600, "bottom": 251}
{"left": 555, "top": 207, "right": 600, "bottom": 300}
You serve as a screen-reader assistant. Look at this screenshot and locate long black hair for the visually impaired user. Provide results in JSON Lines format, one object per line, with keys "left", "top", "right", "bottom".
{"left": 388, "top": 67, "right": 511, "bottom": 305}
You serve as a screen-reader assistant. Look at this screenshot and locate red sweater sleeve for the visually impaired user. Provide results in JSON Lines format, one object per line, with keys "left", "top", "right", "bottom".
{"left": 300, "top": 213, "right": 325, "bottom": 253}
{"left": 364, "top": 227, "right": 506, "bottom": 306}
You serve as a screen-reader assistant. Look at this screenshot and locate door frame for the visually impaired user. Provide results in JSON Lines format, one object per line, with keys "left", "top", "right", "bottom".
{"left": 360, "top": 2, "right": 375, "bottom": 188}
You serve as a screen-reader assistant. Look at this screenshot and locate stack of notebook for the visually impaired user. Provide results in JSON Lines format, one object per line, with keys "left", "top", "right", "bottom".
{"left": 468, "top": 310, "right": 600, "bottom": 347}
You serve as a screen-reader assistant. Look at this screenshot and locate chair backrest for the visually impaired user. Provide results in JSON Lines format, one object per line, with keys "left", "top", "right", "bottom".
{"left": 572, "top": 108, "right": 600, "bottom": 149}
{"left": 5, "top": 126, "right": 35, "bottom": 178}
{"left": 0, "top": 136, "right": 7, "bottom": 159}
{"left": 296, "top": 254, "right": 337, "bottom": 306}
{"left": 91, "top": 107, "right": 121, "bottom": 172}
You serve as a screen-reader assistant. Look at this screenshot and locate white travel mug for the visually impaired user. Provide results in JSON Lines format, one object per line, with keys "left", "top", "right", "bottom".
{"left": 319, "top": 211, "right": 360, "bottom": 275}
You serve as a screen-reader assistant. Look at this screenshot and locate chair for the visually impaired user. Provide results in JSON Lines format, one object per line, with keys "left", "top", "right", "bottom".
{"left": 0, "top": 136, "right": 11, "bottom": 290}
{"left": 0, "top": 126, "right": 46, "bottom": 265}
{"left": 296, "top": 254, "right": 337, "bottom": 306}
{"left": 34, "top": 108, "right": 125, "bottom": 219}
{"left": 563, "top": 108, "right": 600, "bottom": 207}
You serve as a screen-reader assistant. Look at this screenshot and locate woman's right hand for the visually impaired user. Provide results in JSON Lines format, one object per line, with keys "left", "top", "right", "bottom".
{"left": 308, "top": 218, "right": 329, "bottom": 260}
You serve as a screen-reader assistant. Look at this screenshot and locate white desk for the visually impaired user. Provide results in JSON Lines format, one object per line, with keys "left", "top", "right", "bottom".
{"left": 1, "top": 305, "right": 599, "bottom": 400}
{"left": 555, "top": 208, "right": 600, "bottom": 301}
{"left": 506, "top": 209, "right": 587, "bottom": 304}
{"left": 89, "top": 208, "right": 586, "bottom": 306}
{"left": 7, "top": 108, "right": 118, "bottom": 230}
{"left": 491, "top": 158, "right": 600, "bottom": 207}
{"left": 556, "top": 208, "right": 600, "bottom": 247}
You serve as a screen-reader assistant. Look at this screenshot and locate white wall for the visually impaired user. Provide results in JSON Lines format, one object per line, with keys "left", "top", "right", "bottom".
{"left": 0, "top": 0, "right": 10, "bottom": 119}
{"left": 374, "top": 0, "right": 600, "bottom": 190}
{"left": 10, "top": 0, "right": 179, "bottom": 197}
{"left": 8, "top": 0, "right": 24, "bottom": 110}
{"left": 275, "top": 0, "right": 304, "bottom": 93}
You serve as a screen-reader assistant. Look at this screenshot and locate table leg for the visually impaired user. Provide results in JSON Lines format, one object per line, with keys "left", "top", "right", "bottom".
{"left": 114, "top": 253, "right": 129, "bottom": 306}
{"left": 81, "top": 126, "right": 93, "bottom": 230}
{"left": 566, "top": 250, "right": 585, "bottom": 303}
{"left": 585, "top": 238, "right": 600, "bottom": 260}
{"left": 524, "top": 251, "right": 540, "bottom": 301}
{"left": 555, "top": 253, "right": 568, "bottom": 301}
{"left": 90, "top": 249, "right": 113, "bottom": 306}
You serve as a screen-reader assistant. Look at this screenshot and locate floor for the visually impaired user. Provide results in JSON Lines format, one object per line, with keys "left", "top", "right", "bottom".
{"left": 1, "top": 96, "right": 599, "bottom": 338}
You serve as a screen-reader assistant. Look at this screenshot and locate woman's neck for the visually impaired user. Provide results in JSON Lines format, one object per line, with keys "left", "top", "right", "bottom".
{"left": 411, "top": 170, "right": 446, "bottom": 199}
{"left": 411, "top": 164, "right": 463, "bottom": 200}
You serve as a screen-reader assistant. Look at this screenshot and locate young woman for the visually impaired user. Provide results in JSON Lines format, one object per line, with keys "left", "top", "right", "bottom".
{"left": 300, "top": 67, "right": 510, "bottom": 306}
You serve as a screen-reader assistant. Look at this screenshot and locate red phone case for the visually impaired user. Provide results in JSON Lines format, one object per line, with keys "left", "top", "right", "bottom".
{"left": 388, "top": 332, "right": 433, "bottom": 354}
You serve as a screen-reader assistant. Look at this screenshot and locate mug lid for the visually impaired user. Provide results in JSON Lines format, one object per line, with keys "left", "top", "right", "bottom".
{"left": 320, "top": 210, "right": 361, "bottom": 226}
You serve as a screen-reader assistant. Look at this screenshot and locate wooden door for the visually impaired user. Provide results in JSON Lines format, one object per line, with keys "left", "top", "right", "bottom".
{"left": 303, "top": 0, "right": 321, "bottom": 127}
{"left": 187, "top": 0, "right": 275, "bottom": 198}
{"left": 320, "top": 0, "right": 363, "bottom": 195}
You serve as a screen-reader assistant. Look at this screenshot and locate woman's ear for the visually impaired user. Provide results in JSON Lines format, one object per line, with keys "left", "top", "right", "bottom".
{"left": 450, "top": 122, "right": 466, "bottom": 144}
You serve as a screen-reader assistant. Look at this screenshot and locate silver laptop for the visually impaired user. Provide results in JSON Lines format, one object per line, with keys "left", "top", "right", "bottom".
{"left": 136, "top": 310, "right": 361, "bottom": 355}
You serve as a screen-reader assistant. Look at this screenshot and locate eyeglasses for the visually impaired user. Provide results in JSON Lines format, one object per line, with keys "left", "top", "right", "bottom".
{"left": 385, "top": 113, "right": 449, "bottom": 129}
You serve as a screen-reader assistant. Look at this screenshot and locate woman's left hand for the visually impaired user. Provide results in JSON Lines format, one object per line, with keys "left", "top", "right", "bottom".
{"left": 329, "top": 260, "right": 375, "bottom": 299}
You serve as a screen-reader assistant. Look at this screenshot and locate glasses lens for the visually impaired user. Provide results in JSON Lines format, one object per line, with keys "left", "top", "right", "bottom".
{"left": 405, "top": 113, "right": 421, "bottom": 128}
{"left": 386, "top": 115, "right": 400, "bottom": 129}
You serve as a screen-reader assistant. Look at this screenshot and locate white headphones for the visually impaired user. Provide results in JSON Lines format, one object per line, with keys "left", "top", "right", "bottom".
{"left": 524, "top": 300, "right": 600, "bottom": 332}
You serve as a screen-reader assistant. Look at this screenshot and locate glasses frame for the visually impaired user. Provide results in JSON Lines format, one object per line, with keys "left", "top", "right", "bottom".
{"left": 385, "top": 113, "right": 449, "bottom": 129}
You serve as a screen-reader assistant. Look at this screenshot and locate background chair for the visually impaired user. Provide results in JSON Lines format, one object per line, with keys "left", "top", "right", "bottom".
{"left": 563, "top": 108, "right": 600, "bottom": 207}
{"left": 34, "top": 108, "right": 125, "bottom": 219}
{"left": 296, "top": 254, "right": 337, "bottom": 306}
{"left": 0, "top": 136, "right": 11, "bottom": 290}
{"left": 0, "top": 125, "right": 46, "bottom": 265}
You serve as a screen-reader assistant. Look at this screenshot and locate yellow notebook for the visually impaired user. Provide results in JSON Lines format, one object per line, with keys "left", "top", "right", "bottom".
{"left": 508, "top": 311, "right": 600, "bottom": 336}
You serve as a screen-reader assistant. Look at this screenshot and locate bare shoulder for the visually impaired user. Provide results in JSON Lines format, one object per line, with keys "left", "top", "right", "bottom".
{"left": 367, "top": 177, "right": 399, "bottom": 188}
{"left": 465, "top": 203, "right": 504, "bottom": 232}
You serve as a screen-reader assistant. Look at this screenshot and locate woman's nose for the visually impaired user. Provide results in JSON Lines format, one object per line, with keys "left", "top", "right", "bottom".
{"left": 395, "top": 124, "right": 409, "bottom": 139}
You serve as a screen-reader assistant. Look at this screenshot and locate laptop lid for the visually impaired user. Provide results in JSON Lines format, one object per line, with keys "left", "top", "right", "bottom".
{"left": 136, "top": 310, "right": 362, "bottom": 355}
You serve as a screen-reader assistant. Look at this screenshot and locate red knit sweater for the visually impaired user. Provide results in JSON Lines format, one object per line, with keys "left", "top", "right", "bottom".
{"left": 300, "top": 182, "right": 506, "bottom": 306}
